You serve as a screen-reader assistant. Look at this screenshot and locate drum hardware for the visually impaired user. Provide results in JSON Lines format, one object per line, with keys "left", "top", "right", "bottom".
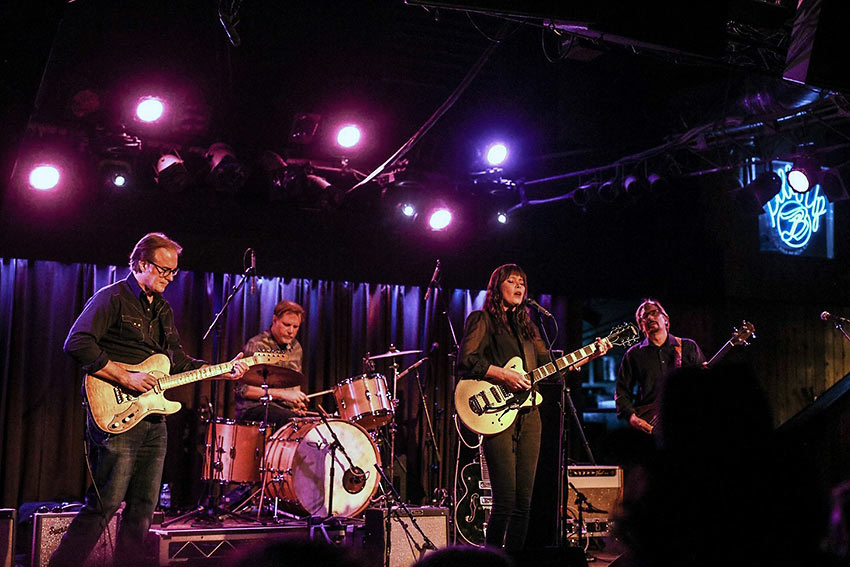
{"left": 367, "top": 348, "right": 423, "bottom": 361}
{"left": 242, "top": 364, "right": 306, "bottom": 388}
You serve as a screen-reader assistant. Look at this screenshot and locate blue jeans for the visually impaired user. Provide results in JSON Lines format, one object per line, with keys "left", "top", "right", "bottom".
{"left": 482, "top": 407, "right": 541, "bottom": 551}
{"left": 50, "top": 417, "right": 167, "bottom": 567}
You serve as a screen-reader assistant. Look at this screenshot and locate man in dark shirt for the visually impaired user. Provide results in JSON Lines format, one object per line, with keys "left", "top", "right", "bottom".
{"left": 51, "top": 232, "right": 248, "bottom": 567}
{"left": 615, "top": 298, "right": 705, "bottom": 435}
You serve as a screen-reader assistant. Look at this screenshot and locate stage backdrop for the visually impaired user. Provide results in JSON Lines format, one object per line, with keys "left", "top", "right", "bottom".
{"left": 0, "top": 258, "right": 583, "bottom": 510}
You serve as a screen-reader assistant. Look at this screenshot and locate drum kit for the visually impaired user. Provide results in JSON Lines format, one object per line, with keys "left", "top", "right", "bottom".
{"left": 200, "top": 346, "right": 428, "bottom": 522}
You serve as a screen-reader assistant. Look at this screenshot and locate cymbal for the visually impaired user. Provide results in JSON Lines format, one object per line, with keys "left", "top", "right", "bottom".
{"left": 368, "top": 349, "right": 423, "bottom": 360}
{"left": 241, "top": 364, "right": 305, "bottom": 388}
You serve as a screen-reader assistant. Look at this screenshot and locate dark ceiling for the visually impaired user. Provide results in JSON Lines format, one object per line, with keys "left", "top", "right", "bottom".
{"left": 3, "top": 0, "right": 850, "bottom": 297}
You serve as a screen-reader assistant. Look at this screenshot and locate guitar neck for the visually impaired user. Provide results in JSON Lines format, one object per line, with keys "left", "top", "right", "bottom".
{"left": 158, "top": 356, "right": 252, "bottom": 391}
{"left": 527, "top": 339, "right": 608, "bottom": 386}
{"left": 479, "top": 443, "right": 491, "bottom": 485}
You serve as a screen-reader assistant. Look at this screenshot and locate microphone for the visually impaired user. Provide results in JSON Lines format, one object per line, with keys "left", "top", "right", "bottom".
{"left": 423, "top": 259, "right": 441, "bottom": 302}
{"left": 249, "top": 248, "right": 256, "bottom": 295}
{"left": 524, "top": 297, "right": 553, "bottom": 318}
{"left": 821, "top": 311, "right": 850, "bottom": 325}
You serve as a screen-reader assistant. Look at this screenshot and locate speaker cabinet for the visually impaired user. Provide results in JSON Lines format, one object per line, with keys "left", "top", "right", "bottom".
{"left": 0, "top": 509, "right": 14, "bottom": 567}
{"left": 363, "top": 507, "right": 448, "bottom": 567}
{"left": 565, "top": 466, "right": 623, "bottom": 537}
{"left": 31, "top": 510, "right": 121, "bottom": 567}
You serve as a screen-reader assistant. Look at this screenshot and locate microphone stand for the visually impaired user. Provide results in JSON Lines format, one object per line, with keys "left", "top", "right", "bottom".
{"left": 373, "top": 463, "right": 438, "bottom": 565}
{"left": 829, "top": 320, "right": 850, "bottom": 343}
{"left": 314, "top": 407, "right": 363, "bottom": 521}
{"left": 163, "top": 263, "right": 256, "bottom": 527}
{"left": 530, "top": 304, "right": 595, "bottom": 550}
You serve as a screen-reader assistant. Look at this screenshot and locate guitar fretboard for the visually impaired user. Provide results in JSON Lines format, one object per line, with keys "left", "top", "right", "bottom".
{"left": 527, "top": 341, "right": 607, "bottom": 385}
{"left": 157, "top": 355, "right": 263, "bottom": 390}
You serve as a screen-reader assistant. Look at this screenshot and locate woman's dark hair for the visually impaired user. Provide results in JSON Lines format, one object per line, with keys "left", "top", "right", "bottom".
{"left": 483, "top": 263, "right": 537, "bottom": 340}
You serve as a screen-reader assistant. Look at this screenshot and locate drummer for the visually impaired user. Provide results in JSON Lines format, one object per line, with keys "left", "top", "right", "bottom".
{"left": 235, "top": 299, "right": 309, "bottom": 426}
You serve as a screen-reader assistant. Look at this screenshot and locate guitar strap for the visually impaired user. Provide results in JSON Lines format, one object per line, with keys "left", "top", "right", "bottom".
{"left": 671, "top": 334, "right": 683, "bottom": 368}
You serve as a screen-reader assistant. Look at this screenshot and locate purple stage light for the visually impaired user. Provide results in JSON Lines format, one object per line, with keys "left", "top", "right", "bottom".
{"left": 336, "top": 124, "right": 361, "bottom": 149}
{"left": 135, "top": 96, "right": 165, "bottom": 123}
{"left": 485, "top": 142, "right": 508, "bottom": 166}
{"left": 428, "top": 207, "right": 452, "bottom": 231}
{"left": 28, "top": 165, "right": 61, "bottom": 190}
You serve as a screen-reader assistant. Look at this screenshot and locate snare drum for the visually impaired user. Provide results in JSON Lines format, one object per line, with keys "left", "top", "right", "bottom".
{"left": 263, "top": 417, "right": 381, "bottom": 518}
{"left": 333, "top": 373, "right": 393, "bottom": 430}
{"left": 202, "top": 419, "right": 270, "bottom": 484}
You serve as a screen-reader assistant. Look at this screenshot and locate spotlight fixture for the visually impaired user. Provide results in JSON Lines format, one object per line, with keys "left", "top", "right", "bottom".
{"left": 624, "top": 174, "right": 649, "bottom": 199}
{"left": 28, "top": 164, "right": 61, "bottom": 191}
{"left": 787, "top": 159, "right": 820, "bottom": 193}
{"left": 290, "top": 113, "right": 321, "bottom": 144}
{"left": 648, "top": 173, "right": 672, "bottom": 194}
{"left": 427, "top": 206, "right": 453, "bottom": 231}
{"left": 135, "top": 96, "right": 165, "bottom": 123}
{"left": 206, "top": 142, "right": 246, "bottom": 193}
{"left": 335, "top": 124, "right": 362, "bottom": 149}
{"left": 485, "top": 142, "right": 509, "bottom": 167}
{"left": 571, "top": 183, "right": 593, "bottom": 207}
{"left": 154, "top": 153, "right": 190, "bottom": 192}
{"left": 598, "top": 179, "right": 622, "bottom": 202}
{"left": 401, "top": 203, "right": 417, "bottom": 218}
{"left": 496, "top": 211, "right": 508, "bottom": 224}
{"left": 98, "top": 158, "right": 132, "bottom": 190}
{"left": 738, "top": 171, "right": 781, "bottom": 216}
{"left": 820, "top": 162, "right": 850, "bottom": 202}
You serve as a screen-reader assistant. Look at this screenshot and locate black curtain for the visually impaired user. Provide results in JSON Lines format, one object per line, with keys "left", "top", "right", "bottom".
{"left": 0, "top": 258, "right": 579, "bottom": 510}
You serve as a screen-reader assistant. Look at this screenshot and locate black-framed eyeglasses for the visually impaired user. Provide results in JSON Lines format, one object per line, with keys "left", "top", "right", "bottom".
{"left": 148, "top": 261, "right": 179, "bottom": 277}
{"left": 639, "top": 308, "right": 662, "bottom": 321}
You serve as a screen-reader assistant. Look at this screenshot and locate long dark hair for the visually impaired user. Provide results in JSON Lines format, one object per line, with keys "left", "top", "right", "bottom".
{"left": 483, "top": 263, "right": 537, "bottom": 340}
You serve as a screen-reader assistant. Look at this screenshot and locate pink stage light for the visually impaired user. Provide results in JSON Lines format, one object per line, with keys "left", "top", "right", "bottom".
{"left": 135, "top": 97, "right": 165, "bottom": 123}
{"left": 28, "top": 165, "right": 61, "bottom": 190}
{"left": 428, "top": 207, "right": 452, "bottom": 231}
{"left": 336, "top": 124, "right": 361, "bottom": 149}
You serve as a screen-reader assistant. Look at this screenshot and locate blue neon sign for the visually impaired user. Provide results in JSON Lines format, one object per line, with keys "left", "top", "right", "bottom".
{"left": 764, "top": 164, "right": 827, "bottom": 251}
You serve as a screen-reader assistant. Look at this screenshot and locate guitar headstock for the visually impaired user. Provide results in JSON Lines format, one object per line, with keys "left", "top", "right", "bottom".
{"left": 251, "top": 349, "right": 288, "bottom": 364}
{"left": 608, "top": 322, "right": 640, "bottom": 348}
{"left": 730, "top": 320, "right": 756, "bottom": 346}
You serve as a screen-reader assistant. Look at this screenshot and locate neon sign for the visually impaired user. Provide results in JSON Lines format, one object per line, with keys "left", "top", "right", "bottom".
{"left": 764, "top": 164, "right": 827, "bottom": 251}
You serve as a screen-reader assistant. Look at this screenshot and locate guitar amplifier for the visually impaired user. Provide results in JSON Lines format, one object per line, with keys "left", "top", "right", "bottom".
{"left": 363, "top": 507, "right": 448, "bottom": 567}
{"left": 31, "top": 509, "right": 121, "bottom": 567}
{"left": 0, "top": 509, "right": 14, "bottom": 567}
{"left": 565, "top": 465, "right": 623, "bottom": 538}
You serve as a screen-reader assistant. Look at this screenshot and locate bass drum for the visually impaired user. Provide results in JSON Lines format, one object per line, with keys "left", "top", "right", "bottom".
{"left": 263, "top": 418, "right": 381, "bottom": 518}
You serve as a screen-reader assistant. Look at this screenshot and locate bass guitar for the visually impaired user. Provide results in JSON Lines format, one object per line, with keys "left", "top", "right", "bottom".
{"left": 85, "top": 350, "right": 286, "bottom": 434}
{"left": 634, "top": 320, "right": 756, "bottom": 432}
{"left": 455, "top": 323, "right": 639, "bottom": 436}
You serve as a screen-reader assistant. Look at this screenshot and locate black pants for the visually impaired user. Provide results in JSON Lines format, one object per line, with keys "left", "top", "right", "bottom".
{"left": 482, "top": 407, "right": 541, "bottom": 551}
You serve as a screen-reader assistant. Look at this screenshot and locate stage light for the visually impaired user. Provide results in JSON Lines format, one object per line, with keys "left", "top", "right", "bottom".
{"left": 648, "top": 173, "right": 672, "bottom": 194}
{"left": 485, "top": 142, "right": 508, "bottom": 167}
{"left": 820, "top": 162, "right": 850, "bottom": 202}
{"left": 206, "top": 142, "right": 245, "bottom": 193}
{"left": 112, "top": 173, "right": 127, "bottom": 187}
{"left": 598, "top": 179, "right": 621, "bottom": 202}
{"left": 135, "top": 96, "right": 165, "bottom": 123}
{"left": 737, "top": 171, "right": 781, "bottom": 216}
{"left": 98, "top": 158, "right": 133, "bottom": 190}
{"left": 428, "top": 207, "right": 452, "bottom": 231}
{"left": 336, "top": 124, "right": 362, "bottom": 149}
{"left": 401, "top": 203, "right": 417, "bottom": 217}
{"left": 28, "top": 164, "right": 60, "bottom": 191}
{"left": 787, "top": 167, "right": 811, "bottom": 193}
{"left": 624, "top": 174, "right": 649, "bottom": 198}
{"left": 155, "top": 153, "right": 190, "bottom": 192}
{"left": 496, "top": 211, "right": 508, "bottom": 224}
{"left": 571, "top": 183, "right": 593, "bottom": 207}
{"left": 290, "top": 113, "right": 321, "bottom": 144}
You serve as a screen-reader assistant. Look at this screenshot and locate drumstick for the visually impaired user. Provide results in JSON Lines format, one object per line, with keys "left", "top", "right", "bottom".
{"left": 306, "top": 388, "right": 334, "bottom": 400}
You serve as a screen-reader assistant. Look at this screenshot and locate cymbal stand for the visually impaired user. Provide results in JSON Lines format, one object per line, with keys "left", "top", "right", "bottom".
{"left": 409, "top": 363, "right": 441, "bottom": 493}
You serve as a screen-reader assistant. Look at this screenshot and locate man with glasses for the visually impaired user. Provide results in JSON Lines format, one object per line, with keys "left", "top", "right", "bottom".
{"left": 615, "top": 298, "right": 705, "bottom": 435}
{"left": 51, "top": 232, "right": 249, "bottom": 567}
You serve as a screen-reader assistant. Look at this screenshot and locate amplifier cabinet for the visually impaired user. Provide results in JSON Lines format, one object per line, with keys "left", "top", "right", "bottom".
{"left": 31, "top": 510, "right": 121, "bottom": 567}
{"left": 565, "top": 465, "right": 623, "bottom": 533}
{"left": 0, "top": 509, "right": 14, "bottom": 567}
{"left": 363, "top": 507, "right": 448, "bottom": 567}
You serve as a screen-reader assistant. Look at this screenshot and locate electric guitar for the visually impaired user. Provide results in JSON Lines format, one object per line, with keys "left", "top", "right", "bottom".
{"left": 455, "top": 323, "right": 639, "bottom": 436}
{"left": 455, "top": 440, "right": 492, "bottom": 546}
{"left": 634, "top": 320, "right": 756, "bottom": 431}
{"left": 85, "top": 350, "right": 286, "bottom": 434}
